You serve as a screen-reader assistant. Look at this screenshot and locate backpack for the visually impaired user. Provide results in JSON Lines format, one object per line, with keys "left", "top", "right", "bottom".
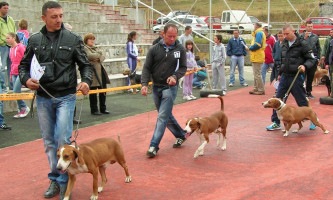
{"left": 17, "top": 31, "right": 28, "bottom": 46}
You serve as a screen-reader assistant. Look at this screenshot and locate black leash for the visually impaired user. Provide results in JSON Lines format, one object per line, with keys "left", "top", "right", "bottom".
{"left": 282, "top": 68, "right": 302, "bottom": 103}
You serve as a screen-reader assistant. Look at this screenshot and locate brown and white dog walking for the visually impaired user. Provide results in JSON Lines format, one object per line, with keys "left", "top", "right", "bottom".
{"left": 184, "top": 96, "right": 228, "bottom": 158}
{"left": 56, "top": 137, "right": 131, "bottom": 200}
{"left": 262, "top": 98, "right": 329, "bottom": 137}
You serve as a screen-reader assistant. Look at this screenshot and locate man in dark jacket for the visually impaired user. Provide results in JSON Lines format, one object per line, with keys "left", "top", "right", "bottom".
{"left": 300, "top": 20, "right": 321, "bottom": 99}
{"left": 141, "top": 24, "right": 187, "bottom": 158}
{"left": 18, "top": 2, "right": 92, "bottom": 199}
{"left": 266, "top": 24, "right": 316, "bottom": 131}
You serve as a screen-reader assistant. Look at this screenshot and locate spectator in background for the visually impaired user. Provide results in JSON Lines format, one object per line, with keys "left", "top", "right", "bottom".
{"left": 193, "top": 55, "right": 207, "bottom": 89}
{"left": 152, "top": 26, "right": 164, "bottom": 45}
{"left": 0, "top": 1, "right": 15, "bottom": 92}
{"left": 179, "top": 26, "right": 193, "bottom": 47}
{"left": 321, "top": 29, "right": 333, "bottom": 69}
{"left": 126, "top": 31, "right": 141, "bottom": 92}
{"left": 16, "top": 19, "right": 29, "bottom": 46}
{"left": 300, "top": 20, "right": 321, "bottom": 99}
{"left": 271, "top": 30, "right": 284, "bottom": 84}
{"left": 183, "top": 40, "right": 197, "bottom": 101}
{"left": 6, "top": 32, "right": 30, "bottom": 118}
{"left": 227, "top": 29, "right": 248, "bottom": 87}
{"left": 261, "top": 27, "right": 276, "bottom": 85}
{"left": 63, "top": 22, "right": 81, "bottom": 124}
{"left": 84, "top": 33, "right": 110, "bottom": 115}
{"left": 246, "top": 22, "right": 266, "bottom": 95}
{"left": 0, "top": 86, "right": 11, "bottom": 130}
{"left": 211, "top": 35, "right": 227, "bottom": 95}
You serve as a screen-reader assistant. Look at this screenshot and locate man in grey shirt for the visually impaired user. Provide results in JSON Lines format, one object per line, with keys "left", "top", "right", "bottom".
{"left": 179, "top": 26, "right": 193, "bottom": 47}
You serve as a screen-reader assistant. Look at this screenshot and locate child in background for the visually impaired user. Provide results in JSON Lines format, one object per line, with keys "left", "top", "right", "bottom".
{"left": 6, "top": 32, "right": 30, "bottom": 118}
{"left": 211, "top": 35, "right": 227, "bottom": 95}
{"left": 193, "top": 55, "right": 207, "bottom": 89}
{"left": 183, "top": 40, "right": 197, "bottom": 101}
{"left": 16, "top": 19, "right": 29, "bottom": 46}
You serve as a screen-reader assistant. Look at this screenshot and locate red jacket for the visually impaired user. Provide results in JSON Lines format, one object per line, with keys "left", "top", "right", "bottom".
{"left": 9, "top": 43, "right": 26, "bottom": 77}
{"left": 265, "top": 34, "right": 276, "bottom": 64}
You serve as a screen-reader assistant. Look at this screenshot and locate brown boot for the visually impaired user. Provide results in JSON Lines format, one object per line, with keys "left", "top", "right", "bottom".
{"left": 249, "top": 89, "right": 258, "bottom": 94}
{"left": 252, "top": 91, "right": 265, "bottom": 95}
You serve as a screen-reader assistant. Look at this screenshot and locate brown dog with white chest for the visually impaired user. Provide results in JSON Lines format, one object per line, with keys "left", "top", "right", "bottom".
{"left": 184, "top": 95, "right": 228, "bottom": 158}
{"left": 56, "top": 137, "right": 131, "bottom": 200}
{"left": 262, "top": 98, "right": 329, "bottom": 137}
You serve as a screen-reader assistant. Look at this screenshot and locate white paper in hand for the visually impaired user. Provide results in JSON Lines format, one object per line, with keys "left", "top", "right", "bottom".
{"left": 30, "top": 54, "right": 44, "bottom": 80}
{"left": 273, "top": 80, "right": 280, "bottom": 89}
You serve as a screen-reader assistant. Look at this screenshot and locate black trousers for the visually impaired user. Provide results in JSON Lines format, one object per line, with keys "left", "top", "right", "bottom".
{"left": 89, "top": 75, "right": 107, "bottom": 113}
{"left": 305, "top": 60, "right": 318, "bottom": 93}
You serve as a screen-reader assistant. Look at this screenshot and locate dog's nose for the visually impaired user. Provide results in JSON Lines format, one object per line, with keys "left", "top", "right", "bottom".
{"left": 183, "top": 129, "right": 187, "bottom": 133}
{"left": 56, "top": 165, "right": 62, "bottom": 171}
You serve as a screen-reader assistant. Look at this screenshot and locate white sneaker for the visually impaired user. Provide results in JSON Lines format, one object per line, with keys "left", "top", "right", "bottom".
{"left": 13, "top": 109, "right": 21, "bottom": 118}
{"left": 183, "top": 96, "right": 192, "bottom": 101}
{"left": 222, "top": 91, "right": 227, "bottom": 96}
{"left": 241, "top": 83, "right": 248, "bottom": 87}
{"left": 228, "top": 83, "right": 234, "bottom": 87}
{"left": 19, "top": 107, "right": 30, "bottom": 118}
{"left": 189, "top": 95, "right": 196, "bottom": 100}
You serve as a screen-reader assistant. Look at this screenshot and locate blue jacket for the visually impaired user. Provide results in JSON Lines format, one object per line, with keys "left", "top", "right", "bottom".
{"left": 227, "top": 37, "right": 247, "bottom": 56}
{"left": 272, "top": 41, "right": 282, "bottom": 65}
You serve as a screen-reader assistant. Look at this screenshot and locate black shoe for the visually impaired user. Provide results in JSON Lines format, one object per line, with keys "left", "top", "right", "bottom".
{"left": 44, "top": 180, "right": 59, "bottom": 198}
{"left": 101, "top": 110, "right": 110, "bottom": 114}
{"left": 307, "top": 92, "right": 315, "bottom": 99}
{"left": 0, "top": 124, "right": 11, "bottom": 130}
{"left": 173, "top": 138, "right": 186, "bottom": 148}
{"left": 59, "top": 184, "right": 71, "bottom": 200}
{"left": 73, "top": 119, "right": 81, "bottom": 124}
{"left": 91, "top": 111, "right": 102, "bottom": 115}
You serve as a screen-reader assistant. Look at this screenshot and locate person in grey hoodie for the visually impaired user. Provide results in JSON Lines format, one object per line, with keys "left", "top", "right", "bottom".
{"left": 141, "top": 24, "right": 187, "bottom": 158}
{"left": 211, "top": 35, "right": 227, "bottom": 95}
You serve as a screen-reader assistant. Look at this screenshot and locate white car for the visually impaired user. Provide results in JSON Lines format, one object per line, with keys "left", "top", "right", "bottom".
{"left": 248, "top": 16, "right": 272, "bottom": 29}
{"left": 152, "top": 15, "right": 209, "bottom": 36}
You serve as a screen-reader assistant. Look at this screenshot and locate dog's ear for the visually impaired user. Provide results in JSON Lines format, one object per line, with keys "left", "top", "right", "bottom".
{"left": 73, "top": 148, "right": 85, "bottom": 165}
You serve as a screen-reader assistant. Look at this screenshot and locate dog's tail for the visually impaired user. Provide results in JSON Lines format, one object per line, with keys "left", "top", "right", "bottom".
{"left": 117, "top": 134, "right": 122, "bottom": 145}
{"left": 207, "top": 95, "right": 224, "bottom": 111}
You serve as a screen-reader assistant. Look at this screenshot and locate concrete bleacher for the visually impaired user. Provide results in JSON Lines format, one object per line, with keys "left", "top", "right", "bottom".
{"left": 4, "top": 0, "right": 157, "bottom": 112}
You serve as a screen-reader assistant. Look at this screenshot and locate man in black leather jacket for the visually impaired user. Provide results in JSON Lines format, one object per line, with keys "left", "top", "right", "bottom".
{"left": 18, "top": 1, "right": 92, "bottom": 200}
{"left": 266, "top": 24, "right": 316, "bottom": 132}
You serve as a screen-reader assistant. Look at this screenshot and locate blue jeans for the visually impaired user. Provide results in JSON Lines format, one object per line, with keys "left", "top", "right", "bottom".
{"left": 271, "top": 73, "right": 307, "bottom": 124}
{"left": 0, "top": 46, "right": 12, "bottom": 90}
{"left": 150, "top": 85, "right": 185, "bottom": 150}
{"left": 261, "top": 62, "right": 274, "bottom": 85}
{"left": 229, "top": 55, "right": 246, "bottom": 85}
{"left": 12, "top": 75, "right": 26, "bottom": 111}
{"left": 193, "top": 73, "right": 205, "bottom": 87}
{"left": 36, "top": 94, "right": 76, "bottom": 186}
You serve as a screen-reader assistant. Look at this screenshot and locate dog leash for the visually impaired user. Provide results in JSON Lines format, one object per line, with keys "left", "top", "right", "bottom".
{"left": 282, "top": 68, "right": 302, "bottom": 103}
{"left": 32, "top": 84, "right": 84, "bottom": 149}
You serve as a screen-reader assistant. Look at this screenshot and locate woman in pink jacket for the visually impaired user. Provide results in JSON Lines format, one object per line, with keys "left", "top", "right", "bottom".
{"left": 6, "top": 32, "right": 30, "bottom": 118}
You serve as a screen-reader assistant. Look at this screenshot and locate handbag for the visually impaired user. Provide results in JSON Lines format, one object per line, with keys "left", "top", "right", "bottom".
{"left": 38, "top": 30, "right": 63, "bottom": 82}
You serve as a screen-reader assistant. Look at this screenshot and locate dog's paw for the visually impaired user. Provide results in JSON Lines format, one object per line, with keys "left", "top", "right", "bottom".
{"left": 194, "top": 151, "right": 199, "bottom": 158}
{"left": 125, "top": 176, "right": 132, "bottom": 183}
{"left": 283, "top": 133, "right": 289, "bottom": 137}
{"left": 292, "top": 130, "right": 299, "bottom": 133}
{"left": 324, "top": 130, "right": 330, "bottom": 134}
{"left": 221, "top": 146, "right": 226, "bottom": 151}
{"left": 90, "top": 194, "right": 99, "bottom": 200}
{"left": 198, "top": 150, "right": 204, "bottom": 156}
{"left": 98, "top": 187, "right": 103, "bottom": 193}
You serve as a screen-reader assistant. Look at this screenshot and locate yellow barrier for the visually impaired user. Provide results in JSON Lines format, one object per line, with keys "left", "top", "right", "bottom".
{"left": 0, "top": 67, "right": 206, "bottom": 101}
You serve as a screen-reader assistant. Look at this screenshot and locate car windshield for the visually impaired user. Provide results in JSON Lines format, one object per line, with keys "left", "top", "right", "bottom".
{"left": 249, "top": 16, "right": 259, "bottom": 23}
{"left": 196, "top": 18, "right": 206, "bottom": 24}
{"left": 176, "top": 11, "right": 190, "bottom": 16}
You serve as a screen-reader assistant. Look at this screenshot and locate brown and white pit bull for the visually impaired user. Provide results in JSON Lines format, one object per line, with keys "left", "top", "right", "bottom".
{"left": 262, "top": 98, "right": 329, "bottom": 137}
{"left": 184, "top": 96, "right": 228, "bottom": 158}
{"left": 56, "top": 137, "right": 131, "bottom": 200}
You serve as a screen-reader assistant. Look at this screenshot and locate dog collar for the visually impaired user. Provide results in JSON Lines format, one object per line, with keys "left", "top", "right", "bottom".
{"left": 276, "top": 102, "right": 285, "bottom": 111}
